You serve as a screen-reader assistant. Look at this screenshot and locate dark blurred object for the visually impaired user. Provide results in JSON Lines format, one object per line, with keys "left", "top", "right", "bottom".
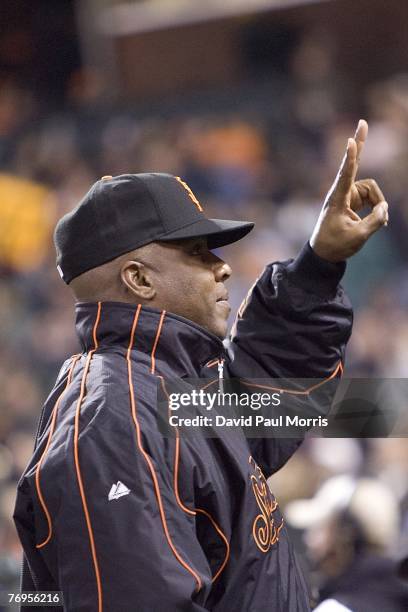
{"left": 287, "top": 476, "right": 408, "bottom": 611}
{"left": 398, "top": 556, "right": 408, "bottom": 582}
{"left": 241, "top": 20, "right": 299, "bottom": 75}
{"left": 317, "top": 554, "right": 408, "bottom": 612}
{"left": 0, "top": 0, "right": 80, "bottom": 106}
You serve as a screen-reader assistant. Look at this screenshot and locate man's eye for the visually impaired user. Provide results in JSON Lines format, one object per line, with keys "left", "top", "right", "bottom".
{"left": 191, "top": 244, "right": 204, "bottom": 255}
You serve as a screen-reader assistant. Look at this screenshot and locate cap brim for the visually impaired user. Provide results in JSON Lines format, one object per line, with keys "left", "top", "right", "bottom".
{"left": 159, "top": 218, "right": 254, "bottom": 249}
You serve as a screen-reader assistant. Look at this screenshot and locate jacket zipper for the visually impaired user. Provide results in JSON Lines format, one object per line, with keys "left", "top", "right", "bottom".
{"left": 218, "top": 358, "right": 224, "bottom": 395}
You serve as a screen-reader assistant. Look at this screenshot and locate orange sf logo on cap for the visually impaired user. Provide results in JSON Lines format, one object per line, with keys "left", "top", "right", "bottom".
{"left": 175, "top": 176, "right": 203, "bottom": 212}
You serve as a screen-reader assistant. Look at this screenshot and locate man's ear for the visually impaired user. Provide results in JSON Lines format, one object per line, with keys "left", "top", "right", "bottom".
{"left": 120, "top": 260, "right": 156, "bottom": 300}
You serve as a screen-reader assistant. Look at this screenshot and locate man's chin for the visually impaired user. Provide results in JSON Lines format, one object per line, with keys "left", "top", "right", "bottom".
{"left": 209, "top": 316, "right": 229, "bottom": 340}
{"left": 215, "top": 302, "right": 231, "bottom": 337}
{"left": 163, "top": 307, "right": 228, "bottom": 340}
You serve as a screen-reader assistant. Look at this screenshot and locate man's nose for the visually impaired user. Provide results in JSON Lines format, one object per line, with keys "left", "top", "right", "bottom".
{"left": 214, "top": 258, "right": 232, "bottom": 282}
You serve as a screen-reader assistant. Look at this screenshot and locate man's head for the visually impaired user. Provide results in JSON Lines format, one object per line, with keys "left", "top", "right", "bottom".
{"left": 70, "top": 236, "right": 232, "bottom": 338}
{"left": 55, "top": 173, "right": 251, "bottom": 338}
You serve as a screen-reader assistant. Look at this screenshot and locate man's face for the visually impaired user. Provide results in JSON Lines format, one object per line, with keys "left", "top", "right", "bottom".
{"left": 142, "top": 238, "right": 232, "bottom": 339}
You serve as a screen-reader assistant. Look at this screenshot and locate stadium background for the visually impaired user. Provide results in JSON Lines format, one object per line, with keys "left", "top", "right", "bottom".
{"left": 1, "top": 0, "right": 408, "bottom": 608}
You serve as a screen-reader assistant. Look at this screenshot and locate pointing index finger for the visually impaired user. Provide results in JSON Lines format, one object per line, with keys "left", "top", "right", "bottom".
{"left": 327, "top": 120, "right": 368, "bottom": 209}
{"left": 330, "top": 136, "right": 357, "bottom": 206}
{"left": 354, "top": 119, "right": 368, "bottom": 163}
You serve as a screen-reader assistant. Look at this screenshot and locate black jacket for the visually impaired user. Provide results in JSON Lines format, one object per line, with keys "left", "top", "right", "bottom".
{"left": 14, "top": 244, "right": 352, "bottom": 611}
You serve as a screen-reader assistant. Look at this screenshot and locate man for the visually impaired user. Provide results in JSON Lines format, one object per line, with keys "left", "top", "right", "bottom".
{"left": 14, "top": 121, "right": 388, "bottom": 611}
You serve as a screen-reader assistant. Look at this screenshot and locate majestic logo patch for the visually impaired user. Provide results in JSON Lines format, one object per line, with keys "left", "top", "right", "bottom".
{"left": 108, "top": 481, "right": 131, "bottom": 501}
{"left": 249, "top": 456, "right": 284, "bottom": 553}
{"left": 175, "top": 176, "right": 203, "bottom": 211}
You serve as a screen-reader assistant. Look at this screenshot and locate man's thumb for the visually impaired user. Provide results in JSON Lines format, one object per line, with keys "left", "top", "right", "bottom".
{"left": 361, "top": 201, "right": 388, "bottom": 236}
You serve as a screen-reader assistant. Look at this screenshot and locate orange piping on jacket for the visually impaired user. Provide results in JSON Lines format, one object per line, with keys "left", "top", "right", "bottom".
{"left": 73, "top": 301, "right": 103, "bottom": 612}
{"left": 127, "top": 305, "right": 203, "bottom": 592}
{"left": 150, "top": 309, "right": 166, "bottom": 374}
{"left": 241, "top": 361, "right": 343, "bottom": 395}
{"left": 35, "top": 354, "right": 81, "bottom": 549}
{"left": 157, "top": 374, "right": 230, "bottom": 583}
{"left": 201, "top": 378, "right": 218, "bottom": 391}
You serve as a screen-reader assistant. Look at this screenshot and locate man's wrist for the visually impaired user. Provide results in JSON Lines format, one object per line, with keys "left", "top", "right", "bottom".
{"left": 286, "top": 242, "right": 346, "bottom": 298}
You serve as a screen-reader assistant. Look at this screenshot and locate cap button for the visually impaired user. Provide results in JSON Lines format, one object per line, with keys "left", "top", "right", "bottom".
{"left": 101, "top": 175, "right": 113, "bottom": 180}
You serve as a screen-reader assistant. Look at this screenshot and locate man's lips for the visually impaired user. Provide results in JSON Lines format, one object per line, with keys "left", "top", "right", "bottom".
{"left": 216, "top": 292, "right": 230, "bottom": 310}
{"left": 216, "top": 292, "right": 229, "bottom": 303}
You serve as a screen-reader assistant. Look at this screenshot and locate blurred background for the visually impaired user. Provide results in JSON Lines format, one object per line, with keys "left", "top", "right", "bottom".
{"left": 1, "top": 0, "right": 408, "bottom": 609}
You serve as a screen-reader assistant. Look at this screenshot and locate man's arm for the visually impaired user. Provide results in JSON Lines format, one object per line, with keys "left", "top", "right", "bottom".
{"left": 226, "top": 120, "right": 388, "bottom": 476}
{"left": 226, "top": 242, "right": 351, "bottom": 475}
{"left": 227, "top": 240, "right": 351, "bottom": 380}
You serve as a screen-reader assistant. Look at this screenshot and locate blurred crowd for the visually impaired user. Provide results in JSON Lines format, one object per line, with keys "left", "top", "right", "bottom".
{"left": 1, "top": 30, "right": 408, "bottom": 609}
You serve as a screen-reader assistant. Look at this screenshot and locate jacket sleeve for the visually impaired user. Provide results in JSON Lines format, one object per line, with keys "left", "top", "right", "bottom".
{"left": 14, "top": 359, "right": 75, "bottom": 612}
{"left": 226, "top": 242, "right": 353, "bottom": 476}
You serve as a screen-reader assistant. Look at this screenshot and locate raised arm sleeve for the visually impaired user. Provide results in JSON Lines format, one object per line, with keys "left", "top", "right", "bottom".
{"left": 226, "top": 242, "right": 353, "bottom": 475}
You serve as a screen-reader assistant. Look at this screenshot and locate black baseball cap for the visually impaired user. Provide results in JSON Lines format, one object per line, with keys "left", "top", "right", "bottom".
{"left": 54, "top": 173, "right": 254, "bottom": 284}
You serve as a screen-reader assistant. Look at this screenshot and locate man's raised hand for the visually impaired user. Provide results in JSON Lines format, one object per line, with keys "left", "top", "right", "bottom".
{"left": 310, "top": 119, "right": 389, "bottom": 262}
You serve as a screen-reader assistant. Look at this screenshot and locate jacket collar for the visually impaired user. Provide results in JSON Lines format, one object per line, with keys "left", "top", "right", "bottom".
{"left": 75, "top": 301, "right": 225, "bottom": 376}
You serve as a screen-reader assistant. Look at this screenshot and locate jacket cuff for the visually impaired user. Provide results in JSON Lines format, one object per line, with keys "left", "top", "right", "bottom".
{"left": 286, "top": 242, "right": 346, "bottom": 297}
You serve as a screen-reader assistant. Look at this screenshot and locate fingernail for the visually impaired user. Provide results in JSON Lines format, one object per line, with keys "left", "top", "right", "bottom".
{"left": 347, "top": 138, "right": 353, "bottom": 150}
{"left": 381, "top": 202, "right": 388, "bottom": 223}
